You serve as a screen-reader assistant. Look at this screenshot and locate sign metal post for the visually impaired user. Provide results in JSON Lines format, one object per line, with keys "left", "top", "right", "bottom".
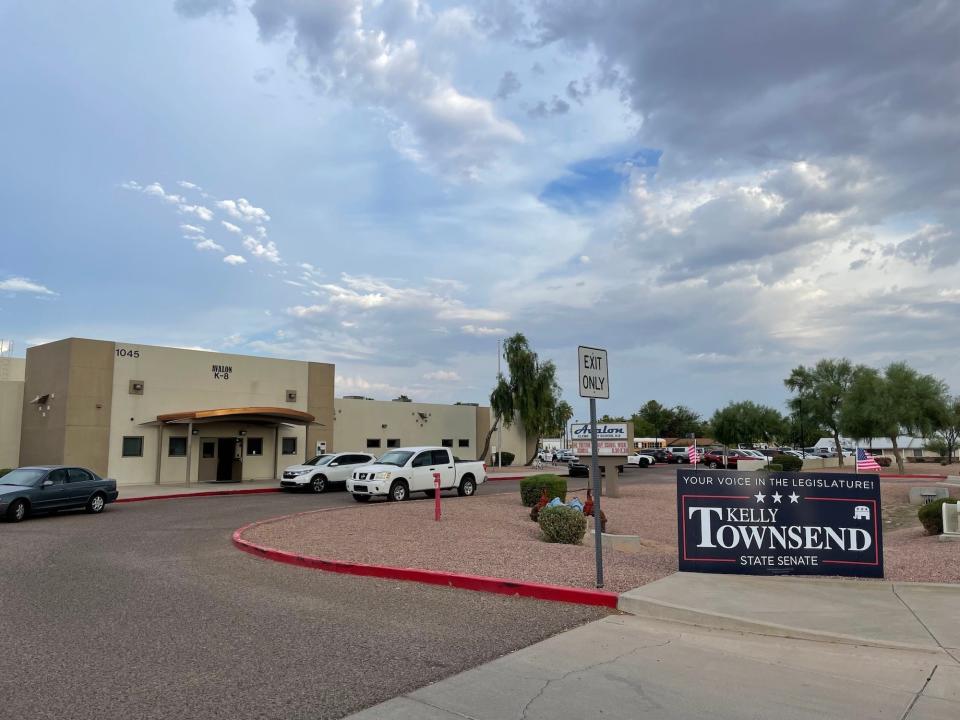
{"left": 578, "top": 345, "right": 609, "bottom": 589}
{"left": 433, "top": 472, "right": 441, "bottom": 521}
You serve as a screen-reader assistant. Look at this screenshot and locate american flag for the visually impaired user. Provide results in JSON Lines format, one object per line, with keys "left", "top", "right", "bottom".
{"left": 687, "top": 445, "right": 701, "bottom": 463}
{"left": 856, "top": 448, "right": 881, "bottom": 471}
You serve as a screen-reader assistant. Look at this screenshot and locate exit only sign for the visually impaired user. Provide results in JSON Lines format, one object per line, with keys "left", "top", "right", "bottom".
{"left": 577, "top": 345, "right": 609, "bottom": 399}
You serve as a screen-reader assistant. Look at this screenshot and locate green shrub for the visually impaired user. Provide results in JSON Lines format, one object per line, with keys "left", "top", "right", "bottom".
{"left": 538, "top": 505, "right": 587, "bottom": 544}
{"left": 763, "top": 463, "right": 784, "bottom": 472}
{"left": 519, "top": 474, "right": 567, "bottom": 507}
{"left": 772, "top": 454, "right": 803, "bottom": 471}
{"left": 918, "top": 498, "right": 952, "bottom": 535}
{"left": 0, "top": 468, "right": 11, "bottom": 478}
{"left": 491, "top": 451, "right": 515, "bottom": 466}
{"left": 875, "top": 456, "right": 892, "bottom": 468}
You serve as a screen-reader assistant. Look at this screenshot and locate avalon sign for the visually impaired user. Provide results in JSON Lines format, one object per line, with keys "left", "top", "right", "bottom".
{"left": 677, "top": 469, "right": 883, "bottom": 578}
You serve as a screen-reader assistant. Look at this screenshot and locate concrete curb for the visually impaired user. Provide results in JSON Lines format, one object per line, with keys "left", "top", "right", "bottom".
{"left": 617, "top": 591, "right": 943, "bottom": 654}
{"left": 117, "top": 487, "right": 281, "bottom": 503}
{"left": 232, "top": 516, "right": 619, "bottom": 608}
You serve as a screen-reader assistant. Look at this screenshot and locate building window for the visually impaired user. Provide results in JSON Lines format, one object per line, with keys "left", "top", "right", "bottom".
{"left": 168, "top": 437, "right": 187, "bottom": 457}
{"left": 441, "top": 439, "right": 453, "bottom": 448}
{"left": 366, "top": 438, "right": 382, "bottom": 449}
{"left": 387, "top": 438, "right": 400, "bottom": 448}
{"left": 913, "top": 448, "right": 923, "bottom": 458}
{"left": 122, "top": 436, "right": 143, "bottom": 457}
{"left": 282, "top": 437, "right": 297, "bottom": 455}
{"left": 201, "top": 441, "right": 215, "bottom": 459}
{"left": 458, "top": 439, "right": 470, "bottom": 448}
{"left": 246, "top": 437, "right": 263, "bottom": 456}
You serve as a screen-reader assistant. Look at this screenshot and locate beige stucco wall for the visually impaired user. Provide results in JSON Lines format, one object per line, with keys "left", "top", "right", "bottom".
{"left": 0, "top": 358, "right": 25, "bottom": 468}
{"left": 334, "top": 399, "right": 482, "bottom": 457}
{"left": 20, "top": 340, "right": 74, "bottom": 468}
{"left": 107, "top": 342, "right": 320, "bottom": 485}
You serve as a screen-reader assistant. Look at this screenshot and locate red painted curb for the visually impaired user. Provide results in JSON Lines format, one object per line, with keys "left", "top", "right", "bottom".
{"left": 231, "top": 517, "right": 619, "bottom": 609}
{"left": 117, "top": 487, "right": 282, "bottom": 503}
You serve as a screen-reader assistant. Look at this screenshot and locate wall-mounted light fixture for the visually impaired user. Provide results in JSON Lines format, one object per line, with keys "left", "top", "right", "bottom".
{"left": 239, "top": 430, "right": 247, "bottom": 436}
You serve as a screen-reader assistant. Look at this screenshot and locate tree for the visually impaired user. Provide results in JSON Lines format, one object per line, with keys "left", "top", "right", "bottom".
{"left": 662, "top": 405, "right": 704, "bottom": 439}
{"left": 478, "top": 374, "right": 513, "bottom": 462}
{"left": 549, "top": 401, "right": 574, "bottom": 439}
{"left": 711, "top": 401, "right": 788, "bottom": 448}
{"left": 784, "top": 359, "right": 857, "bottom": 466}
{"left": 635, "top": 400, "right": 673, "bottom": 439}
{"left": 599, "top": 414, "right": 627, "bottom": 423}
{"left": 480, "top": 333, "right": 564, "bottom": 466}
{"left": 926, "top": 397, "right": 960, "bottom": 464}
{"left": 841, "top": 362, "right": 949, "bottom": 473}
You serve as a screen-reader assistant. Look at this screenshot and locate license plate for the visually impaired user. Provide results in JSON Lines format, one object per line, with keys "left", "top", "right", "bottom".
{"left": 354, "top": 485, "right": 368, "bottom": 492}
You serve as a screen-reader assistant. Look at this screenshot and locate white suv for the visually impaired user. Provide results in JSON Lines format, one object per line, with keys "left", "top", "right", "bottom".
{"left": 280, "top": 452, "right": 377, "bottom": 493}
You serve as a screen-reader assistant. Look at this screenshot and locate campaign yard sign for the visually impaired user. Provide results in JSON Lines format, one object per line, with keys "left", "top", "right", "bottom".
{"left": 677, "top": 469, "right": 883, "bottom": 578}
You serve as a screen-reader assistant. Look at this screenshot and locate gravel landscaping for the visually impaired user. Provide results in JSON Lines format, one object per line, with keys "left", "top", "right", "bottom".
{"left": 243, "top": 480, "right": 960, "bottom": 594}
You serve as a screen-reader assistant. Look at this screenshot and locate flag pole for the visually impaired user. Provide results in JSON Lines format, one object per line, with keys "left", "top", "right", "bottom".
{"left": 693, "top": 437, "right": 698, "bottom": 468}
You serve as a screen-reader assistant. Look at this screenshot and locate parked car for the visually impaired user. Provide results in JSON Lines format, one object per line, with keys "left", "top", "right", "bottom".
{"left": 554, "top": 449, "right": 579, "bottom": 463}
{"left": 666, "top": 446, "right": 691, "bottom": 464}
{"left": 280, "top": 452, "right": 377, "bottom": 493}
{"left": 568, "top": 462, "right": 624, "bottom": 478}
{"left": 738, "top": 449, "right": 768, "bottom": 461}
{"left": 536, "top": 449, "right": 555, "bottom": 462}
{"left": 1, "top": 466, "right": 118, "bottom": 522}
{"left": 626, "top": 452, "right": 657, "bottom": 468}
{"left": 345, "top": 447, "right": 486, "bottom": 502}
{"left": 701, "top": 450, "right": 758, "bottom": 469}
{"left": 636, "top": 447, "right": 671, "bottom": 463}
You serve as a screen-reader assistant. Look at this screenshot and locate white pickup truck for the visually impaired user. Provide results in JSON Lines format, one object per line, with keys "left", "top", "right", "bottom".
{"left": 345, "top": 446, "right": 487, "bottom": 502}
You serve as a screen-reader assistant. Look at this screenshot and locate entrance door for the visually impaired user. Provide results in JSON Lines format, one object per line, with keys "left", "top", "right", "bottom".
{"left": 216, "top": 438, "right": 236, "bottom": 481}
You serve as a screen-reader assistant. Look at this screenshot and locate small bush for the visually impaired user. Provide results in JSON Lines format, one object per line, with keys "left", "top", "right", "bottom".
{"left": 519, "top": 474, "right": 567, "bottom": 507}
{"left": 538, "top": 505, "right": 587, "bottom": 544}
{"left": 763, "top": 463, "right": 783, "bottom": 472}
{"left": 875, "top": 456, "right": 892, "bottom": 468}
{"left": 491, "top": 451, "right": 515, "bottom": 466}
{"left": 771, "top": 454, "right": 803, "bottom": 471}
{"left": 918, "top": 498, "right": 952, "bottom": 535}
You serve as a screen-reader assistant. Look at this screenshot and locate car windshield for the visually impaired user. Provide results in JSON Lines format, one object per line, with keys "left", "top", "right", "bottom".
{"left": 376, "top": 450, "right": 414, "bottom": 467}
{"left": 1, "top": 468, "right": 47, "bottom": 486}
{"left": 303, "top": 454, "right": 332, "bottom": 466}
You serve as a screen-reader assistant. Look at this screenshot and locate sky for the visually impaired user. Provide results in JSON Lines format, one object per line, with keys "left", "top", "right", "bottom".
{"left": 1, "top": 0, "right": 958, "bottom": 422}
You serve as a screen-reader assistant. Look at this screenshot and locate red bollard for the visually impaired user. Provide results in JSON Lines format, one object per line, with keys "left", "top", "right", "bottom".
{"left": 433, "top": 472, "right": 441, "bottom": 521}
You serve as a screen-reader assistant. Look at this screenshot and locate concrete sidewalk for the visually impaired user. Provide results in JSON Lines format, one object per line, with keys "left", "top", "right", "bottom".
{"left": 346, "top": 613, "right": 959, "bottom": 720}
{"left": 619, "top": 573, "right": 960, "bottom": 655}
{"left": 117, "top": 480, "right": 281, "bottom": 500}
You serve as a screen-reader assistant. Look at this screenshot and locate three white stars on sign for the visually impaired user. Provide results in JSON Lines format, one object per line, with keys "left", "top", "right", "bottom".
{"left": 754, "top": 491, "right": 800, "bottom": 503}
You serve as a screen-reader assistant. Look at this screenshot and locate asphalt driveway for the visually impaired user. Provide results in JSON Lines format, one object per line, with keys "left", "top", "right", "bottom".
{"left": 0, "top": 487, "right": 609, "bottom": 720}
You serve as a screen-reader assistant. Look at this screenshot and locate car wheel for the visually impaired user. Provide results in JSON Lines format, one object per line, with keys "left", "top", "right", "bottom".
{"left": 458, "top": 477, "right": 476, "bottom": 497}
{"left": 310, "top": 475, "right": 327, "bottom": 493}
{"left": 6, "top": 499, "right": 28, "bottom": 522}
{"left": 388, "top": 480, "right": 409, "bottom": 502}
{"left": 352, "top": 494, "right": 371, "bottom": 503}
{"left": 640, "top": 458, "right": 649, "bottom": 468}
{"left": 86, "top": 493, "right": 107, "bottom": 514}
{"left": 708, "top": 461, "right": 719, "bottom": 469}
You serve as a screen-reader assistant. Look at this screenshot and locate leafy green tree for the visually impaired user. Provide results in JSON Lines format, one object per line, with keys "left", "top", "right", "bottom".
{"left": 926, "top": 396, "right": 960, "bottom": 463}
{"left": 841, "top": 362, "right": 949, "bottom": 473}
{"left": 784, "top": 359, "right": 858, "bottom": 466}
{"left": 599, "top": 414, "right": 627, "bottom": 423}
{"left": 549, "top": 400, "right": 574, "bottom": 438}
{"left": 635, "top": 400, "right": 673, "bottom": 439}
{"left": 711, "top": 401, "right": 788, "bottom": 448}
{"left": 478, "top": 374, "right": 513, "bottom": 462}
{"left": 481, "top": 333, "right": 564, "bottom": 465}
{"left": 662, "top": 405, "right": 704, "bottom": 438}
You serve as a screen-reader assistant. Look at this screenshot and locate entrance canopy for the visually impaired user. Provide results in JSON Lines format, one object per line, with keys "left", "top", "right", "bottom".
{"left": 156, "top": 407, "right": 317, "bottom": 426}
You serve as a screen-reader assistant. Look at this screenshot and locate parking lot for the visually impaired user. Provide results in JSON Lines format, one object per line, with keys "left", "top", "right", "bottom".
{"left": 0, "top": 472, "right": 666, "bottom": 720}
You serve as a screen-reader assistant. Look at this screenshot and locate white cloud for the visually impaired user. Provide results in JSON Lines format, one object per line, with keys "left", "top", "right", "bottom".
{"left": 177, "top": 180, "right": 201, "bottom": 190}
{"left": 424, "top": 369, "right": 461, "bottom": 382}
{"left": 217, "top": 198, "right": 270, "bottom": 224}
{"left": 179, "top": 204, "right": 215, "bottom": 222}
{"left": 0, "top": 277, "right": 55, "bottom": 295}
{"left": 461, "top": 324, "right": 506, "bottom": 336}
{"left": 223, "top": 254, "right": 247, "bottom": 265}
{"left": 180, "top": 224, "right": 206, "bottom": 234}
{"left": 242, "top": 236, "right": 281, "bottom": 263}
{"left": 194, "top": 238, "right": 225, "bottom": 252}
{"left": 143, "top": 182, "right": 184, "bottom": 204}
{"left": 221, "top": 221, "right": 242, "bottom": 234}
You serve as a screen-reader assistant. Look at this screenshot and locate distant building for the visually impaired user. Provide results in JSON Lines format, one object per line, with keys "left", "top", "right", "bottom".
{"left": 814, "top": 436, "right": 941, "bottom": 460}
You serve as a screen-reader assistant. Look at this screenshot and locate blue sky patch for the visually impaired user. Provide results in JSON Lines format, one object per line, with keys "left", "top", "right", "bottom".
{"left": 539, "top": 148, "right": 662, "bottom": 213}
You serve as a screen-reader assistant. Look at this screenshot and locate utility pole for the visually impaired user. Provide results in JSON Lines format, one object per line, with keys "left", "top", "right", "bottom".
{"left": 497, "top": 338, "right": 502, "bottom": 468}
